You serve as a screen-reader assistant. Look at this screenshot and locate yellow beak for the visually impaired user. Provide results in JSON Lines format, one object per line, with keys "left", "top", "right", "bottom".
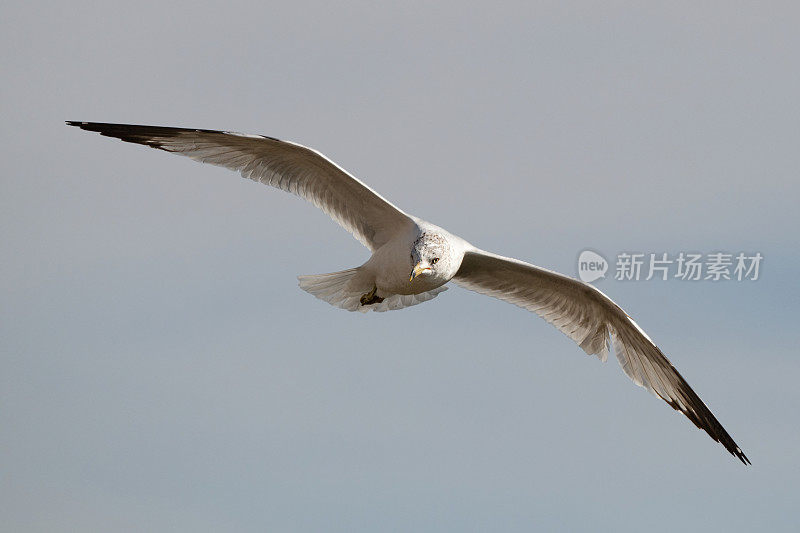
{"left": 409, "top": 262, "right": 431, "bottom": 282}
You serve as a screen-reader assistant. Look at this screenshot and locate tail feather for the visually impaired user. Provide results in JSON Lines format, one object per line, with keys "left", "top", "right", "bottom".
{"left": 298, "top": 268, "right": 365, "bottom": 312}
{"left": 298, "top": 269, "right": 447, "bottom": 313}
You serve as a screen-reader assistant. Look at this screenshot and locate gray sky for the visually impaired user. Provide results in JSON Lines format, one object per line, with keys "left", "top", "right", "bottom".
{"left": 2, "top": 1, "right": 799, "bottom": 531}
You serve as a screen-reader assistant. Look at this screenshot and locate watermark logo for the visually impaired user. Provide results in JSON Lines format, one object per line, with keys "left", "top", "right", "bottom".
{"left": 576, "top": 250, "right": 763, "bottom": 283}
{"left": 577, "top": 250, "right": 609, "bottom": 282}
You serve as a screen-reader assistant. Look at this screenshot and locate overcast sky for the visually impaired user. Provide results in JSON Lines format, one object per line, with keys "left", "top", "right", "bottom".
{"left": 2, "top": 1, "right": 799, "bottom": 531}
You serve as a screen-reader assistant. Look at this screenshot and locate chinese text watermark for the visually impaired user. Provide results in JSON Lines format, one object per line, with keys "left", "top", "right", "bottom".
{"left": 577, "top": 250, "right": 762, "bottom": 283}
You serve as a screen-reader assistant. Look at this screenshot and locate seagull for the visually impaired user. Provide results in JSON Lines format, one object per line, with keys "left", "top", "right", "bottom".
{"left": 67, "top": 121, "right": 750, "bottom": 464}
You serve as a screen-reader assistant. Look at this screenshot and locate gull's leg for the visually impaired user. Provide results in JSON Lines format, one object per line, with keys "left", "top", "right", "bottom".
{"left": 360, "top": 285, "right": 384, "bottom": 306}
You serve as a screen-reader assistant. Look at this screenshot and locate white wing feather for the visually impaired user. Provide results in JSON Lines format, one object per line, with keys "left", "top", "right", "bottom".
{"left": 67, "top": 122, "right": 413, "bottom": 251}
{"left": 454, "top": 248, "right": 749, "bottom": 464}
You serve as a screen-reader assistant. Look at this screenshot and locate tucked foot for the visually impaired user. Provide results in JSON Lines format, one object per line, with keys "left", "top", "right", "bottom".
{"left": 360, "top": 286, "right": 384, "bottom": 306}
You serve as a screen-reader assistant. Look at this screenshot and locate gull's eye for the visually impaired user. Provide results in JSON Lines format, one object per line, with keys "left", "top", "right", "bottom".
{"left": 431, "top": 257, "right": 439, "bottom": 264}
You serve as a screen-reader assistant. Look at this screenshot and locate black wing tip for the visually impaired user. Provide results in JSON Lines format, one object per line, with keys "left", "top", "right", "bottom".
{"left": 651, "top": 369, "right": 750, "bottom": 466}
{"left": 735, "top": 447, "right": 751, "bottom": 466}
{"left": 639, "top": 343, "right": 751, "bottom": 467}
{"left": 664, "top": 396, "right": 751, "bottom": 466}
{"left": 694, "top": 411, "right": 751, "bottom": 466}
{"left": 66, "top": 121, "right": 173, "bottom": 149}
{"left": 66, "top": 121, "right": 281, "bottom": 143}
{"left": 67, "top": 121, "right": 102, "bottom": 131}
{"left": 67, "top": 121, "right": 213, "bottom": 134}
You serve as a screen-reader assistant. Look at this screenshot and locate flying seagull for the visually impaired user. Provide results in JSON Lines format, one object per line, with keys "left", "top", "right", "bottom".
{"left": 67, "top": 121, "right": 749, "bottom": 464}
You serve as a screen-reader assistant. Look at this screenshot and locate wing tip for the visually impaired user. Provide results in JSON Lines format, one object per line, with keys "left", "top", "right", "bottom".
{"left": 66, "top": 121, "right": 283, "bottom": 146}
{"left": 734, "top": 446, "right": 751, "bottom": 466}
{"left": 665, "top": 395, "right": 751, "bottom": 466}
{"left": 66, "top": 121, "right": 172, "bottom": 150}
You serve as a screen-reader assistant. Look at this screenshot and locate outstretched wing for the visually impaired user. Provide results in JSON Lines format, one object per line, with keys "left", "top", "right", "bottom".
{"left": 454, "top": 248, "right": 749, "bottom": 464}
{"left": 67, "top": 122, "right": 414, "bottom": 251}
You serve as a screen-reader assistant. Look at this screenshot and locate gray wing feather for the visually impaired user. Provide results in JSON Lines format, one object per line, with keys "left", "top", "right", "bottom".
{"left": 454, "top": 249, "right": 749, "bottom": 464}
{"left": 67, "top": 122, "right": 413, "bottom": 251}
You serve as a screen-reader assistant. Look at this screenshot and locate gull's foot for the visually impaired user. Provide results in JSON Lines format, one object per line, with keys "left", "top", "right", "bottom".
{"left": 360, "top": 286, "right": 384, "bottom": 306}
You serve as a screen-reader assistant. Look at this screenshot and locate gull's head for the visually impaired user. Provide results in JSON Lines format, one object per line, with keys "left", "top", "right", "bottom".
{"left": 409, "top": 232, "right": 453, "bottom": 282}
